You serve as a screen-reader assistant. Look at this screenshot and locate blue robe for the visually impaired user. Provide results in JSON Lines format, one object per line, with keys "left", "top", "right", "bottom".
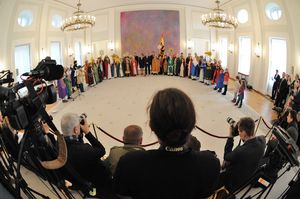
{"left": 216, "top": 73, "right": 224, "bottom": 89}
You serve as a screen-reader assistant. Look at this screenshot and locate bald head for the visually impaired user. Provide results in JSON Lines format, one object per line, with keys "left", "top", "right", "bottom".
{"left": 123, "top": 125, "right": 143, "bottom": 145}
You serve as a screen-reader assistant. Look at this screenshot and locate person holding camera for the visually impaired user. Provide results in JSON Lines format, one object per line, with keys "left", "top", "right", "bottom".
{"left": 61, "top": 113, "right": 115, "bottom": 198}
{"left": 113, "top": 88, "right": 220, "bottom": 199}
{"left": 220, "top": 117, "right": 266, "bottom": 192}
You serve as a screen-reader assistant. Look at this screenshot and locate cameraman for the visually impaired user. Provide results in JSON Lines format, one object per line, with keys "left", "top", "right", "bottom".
{"left": 61, "top": 113, "right": 115, "bottom": 198}
{"left": 220, "top": 117, "right": 266, "bottom": 192}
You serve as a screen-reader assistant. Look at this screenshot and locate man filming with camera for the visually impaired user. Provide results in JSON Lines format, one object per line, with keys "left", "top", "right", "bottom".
{"left": 220, "top": 117, "right": 266, "bottom": 192}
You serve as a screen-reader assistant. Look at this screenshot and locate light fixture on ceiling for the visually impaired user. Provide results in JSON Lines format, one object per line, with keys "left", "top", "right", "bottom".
{"left": 201, "top": 0, "right": 238, "bottom": 29}
{"left": 61, "top": 0, "right": 96, "bottom": 31}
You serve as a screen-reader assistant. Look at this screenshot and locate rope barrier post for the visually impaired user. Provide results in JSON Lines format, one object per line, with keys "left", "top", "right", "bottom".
{"left": 92, "top": 123, "right": 98, "bottom": 140}
{"left": 255, "top": 117, "right": 262, "bottom": 135}
{"left": 265, "top": 127, "right": 273, "bottom": 139}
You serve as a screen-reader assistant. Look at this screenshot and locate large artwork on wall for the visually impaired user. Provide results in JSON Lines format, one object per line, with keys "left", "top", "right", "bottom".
{"left": 121, "top": 10, "right": 180, "bottom": 56}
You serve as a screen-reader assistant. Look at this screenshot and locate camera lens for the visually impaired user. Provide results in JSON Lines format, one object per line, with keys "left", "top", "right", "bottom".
{"left": 80, "top": 113, "right": 87, "bottom": 125}
{"left": 227, "top": 117, "right": 236, "bottom": 126}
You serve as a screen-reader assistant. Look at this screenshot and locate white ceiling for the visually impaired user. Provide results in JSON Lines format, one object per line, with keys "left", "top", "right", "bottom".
{"left": 53, "top": 0, "right": 234, "bottom": 13}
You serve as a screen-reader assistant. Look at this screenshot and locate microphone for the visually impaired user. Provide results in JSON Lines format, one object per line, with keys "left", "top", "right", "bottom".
{"left": 23, "top": 64, "right": 64, "bottom": 81}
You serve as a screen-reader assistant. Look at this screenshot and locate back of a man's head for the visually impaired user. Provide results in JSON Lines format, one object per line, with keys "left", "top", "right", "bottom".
{"left": 123, "top": 125, "right": 143, "bottom": 145}
{"left": 238, "top": 117, "right": 255, "bottom": 137}
{"left": 61, "top": 113, "right": 80, "bottom": 137}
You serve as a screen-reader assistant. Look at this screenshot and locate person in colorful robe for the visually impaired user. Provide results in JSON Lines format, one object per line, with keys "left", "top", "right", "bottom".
{"left": 57, "top": 78, "right": 68, "bottom": 102}
{"left": 167, "top": 55, "right": 174, "bottom": 76}
{"left": 83, "top": 60, "right": 89, "bottom": 84}
{"left": 114, "top": 55, "right": 121, "bottom": 78}
{"left": 131, "top": 56, "right": 138, "bottom": 76}
{"left": 97, "top": 57, "right": 103, "bottom": 82}
{"left": 103, "top": 56, "right": 110, "bottom": 79}
{"left": 215, "top": 69, "right": 224, "bottom": 92}
{"left": 152, "top": 54, "right": 160, "bottom": 75}
{"left": 91, "top": 58, "right": 99, "bottom": 84}
{"left": 64, "top": 66, "right": 73, "bottom": 99}
{"left": 77, "top": 66, "right": 86, "bottom": 92}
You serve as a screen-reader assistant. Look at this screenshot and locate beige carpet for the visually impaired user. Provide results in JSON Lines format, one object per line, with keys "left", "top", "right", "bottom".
{"left": 50, "top": 76, "right": 261, "bottom": 158}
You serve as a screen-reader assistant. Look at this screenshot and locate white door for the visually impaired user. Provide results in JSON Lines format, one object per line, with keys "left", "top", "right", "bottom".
{"left": 14, "top": 44, "right": 31, "bottom": 82}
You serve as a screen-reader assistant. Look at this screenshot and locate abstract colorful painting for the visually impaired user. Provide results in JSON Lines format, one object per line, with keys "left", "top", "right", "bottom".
{"left": 121, "top": 10, "right": 180, "bottom": 56}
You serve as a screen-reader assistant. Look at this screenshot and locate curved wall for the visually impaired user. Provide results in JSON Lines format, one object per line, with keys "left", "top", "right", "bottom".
{"left": 0, "top": 0, "right": 299, "bottom": 94}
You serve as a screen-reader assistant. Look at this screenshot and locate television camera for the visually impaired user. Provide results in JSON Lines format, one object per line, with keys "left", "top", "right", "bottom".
{"left": 0, "top": 57, "right": 63, "bottom": 130}
{"left": 0, "top": 57, "right": 83, "bottom": 198}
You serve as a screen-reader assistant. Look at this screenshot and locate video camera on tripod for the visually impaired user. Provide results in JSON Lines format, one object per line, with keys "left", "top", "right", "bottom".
{"left": 0, "top": 57, "right": 78, "bottom": 198}
{"left": 0, "top": 57, "right": 64, "bottom": 130}
{"left": 270, "top": 126, "right": 299, "bottom": 167}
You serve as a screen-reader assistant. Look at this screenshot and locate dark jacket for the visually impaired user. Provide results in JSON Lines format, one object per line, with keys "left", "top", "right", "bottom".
{"left": 114, "top": 148, "right": 220, "bottom": 199}
{"left": 64, "top": 133, "right": 112, "bottom": 191}
{"left": 286, "top": 121, "right": 298, "bottom": 142}
{"left": 221, "top": 136, "right": 266, "bottom": 191}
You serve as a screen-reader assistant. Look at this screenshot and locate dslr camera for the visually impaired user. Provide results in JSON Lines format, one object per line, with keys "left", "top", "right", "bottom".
{"left": 80, "top": 113, "right": 87, "bottom": 125}
{"left": 79, "top": 113, "right": 87, "bottom": 141}
{"left": 227, "top": 117, "right": 239, "bottom": 137}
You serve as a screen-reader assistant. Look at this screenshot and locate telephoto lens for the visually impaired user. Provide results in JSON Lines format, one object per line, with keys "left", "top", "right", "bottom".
{"left": 80, "top": 113, "right": 87, "bottom": 125}
{"left": 227, "top": 117, "right": 236, "bottom": 126}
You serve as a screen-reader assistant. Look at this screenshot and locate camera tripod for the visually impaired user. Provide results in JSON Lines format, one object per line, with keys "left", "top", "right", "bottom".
{"left": 229, "top": 163, "right": 293, "bottom": 199}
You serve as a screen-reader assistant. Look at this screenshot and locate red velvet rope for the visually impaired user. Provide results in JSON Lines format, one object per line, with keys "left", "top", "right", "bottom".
{"left": 261, "top": 117, "right": 273, "bottom": 129}
{"left": 95, "top": 118, "right": 262, "bottom": 144}
{"left": 95, "top": 125, "right": 158, "bottom": 147}
{"left": 195, "top": 125, "right": 231, "bottom": 139}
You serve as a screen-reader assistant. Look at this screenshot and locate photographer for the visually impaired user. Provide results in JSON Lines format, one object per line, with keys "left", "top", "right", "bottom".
{"left": 220, "top": 117, "right": 266, "bottom": 192}
{"left": 61, "top": 113, "right": 115, "bottom": 198}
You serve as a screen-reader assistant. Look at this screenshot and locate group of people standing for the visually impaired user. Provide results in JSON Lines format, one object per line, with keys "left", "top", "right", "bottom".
{"left": 56, "top": 52, "right": 239, "bottom": 102}
{"left": 272, "top": 70, "right": 300, "bottom": 111}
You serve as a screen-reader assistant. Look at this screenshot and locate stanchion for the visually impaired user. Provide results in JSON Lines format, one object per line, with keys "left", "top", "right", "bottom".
{"left": 255, "top": 116, "right": 262, "bottom": 135}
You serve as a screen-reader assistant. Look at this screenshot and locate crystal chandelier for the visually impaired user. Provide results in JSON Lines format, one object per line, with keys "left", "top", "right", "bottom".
{"left": 61, "top": 0, "right": 96, "bottom": 31}
{"left": 201, "top": 0, "right": 238, "bottom": 29}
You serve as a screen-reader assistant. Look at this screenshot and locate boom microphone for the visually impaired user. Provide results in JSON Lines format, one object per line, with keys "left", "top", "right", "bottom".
{"left": 23, "top": 64, "right": 64, "bottom": 81}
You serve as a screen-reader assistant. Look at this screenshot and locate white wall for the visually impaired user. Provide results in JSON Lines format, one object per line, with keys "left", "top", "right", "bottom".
{"left": 0, "top": 0, "right": 70, "bottom": 80}
{"left": 221, "top": 0, "right": 298, "bottom": 94}
{"left": 0, "top": 0, "right": 300, "bottom": 95}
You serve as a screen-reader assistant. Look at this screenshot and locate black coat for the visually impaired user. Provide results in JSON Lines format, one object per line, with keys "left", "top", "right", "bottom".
{"left": 64, "top": 133, "right": 112, "bottom": 191}
{"left": 221, "top": 136, "right": 266, "bottom": 191}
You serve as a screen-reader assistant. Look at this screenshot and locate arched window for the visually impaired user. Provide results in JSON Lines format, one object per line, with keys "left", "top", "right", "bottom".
{"left": 265, "top": 3, "right": 282, "bottom": 21}
{"left": 17, "top": 10, "right": 33, "bottom": 27}
{"left": 237, "top": 9, "right": 248, "bottom": 24}
{"left": 52, "top": 15, "right": 62, "bottom": 28}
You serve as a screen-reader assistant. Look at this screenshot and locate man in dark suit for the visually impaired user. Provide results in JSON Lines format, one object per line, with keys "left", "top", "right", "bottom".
{"left": 139, "top": 53, "right": 145, "bottom": 75}
{"left": 272, "top": 69, "right": 281, "bottom": 100}
{"left": 144, "top": 53, "right": 151, "bottom": 75}
{"left": 275, "top": 72, "right": 289, "bottom": 108}
{"left": 220, "top": 117, "right": 266, "bottom": 192}
{"left": 61, "top": 113, "right": 115, "bottom": 198}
